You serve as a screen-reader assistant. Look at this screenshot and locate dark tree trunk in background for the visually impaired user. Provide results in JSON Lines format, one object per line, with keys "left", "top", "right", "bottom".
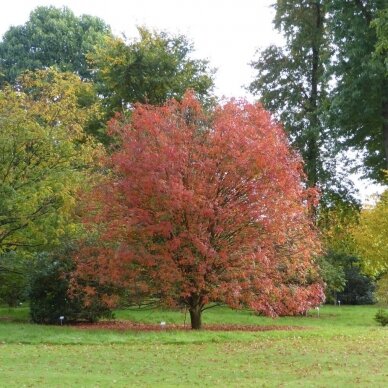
{"left": 383, "top": 97, "right": 388, "bottom": 170}
{"left": 307, "top": 1, "right": 323, "bottom": 189}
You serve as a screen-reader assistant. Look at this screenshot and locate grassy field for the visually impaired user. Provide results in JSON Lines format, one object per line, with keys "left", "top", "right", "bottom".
{"left": 0, "top": 305, "right": 387, "bottom": 387}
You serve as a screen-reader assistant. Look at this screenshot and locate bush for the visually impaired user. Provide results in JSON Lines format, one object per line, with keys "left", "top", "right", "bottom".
{"left": 321, "top": 253, "right": 375, "bottom": 305}
{"left": 374, "top": 309, "right": 388, "bottom": 326}
{"left": 337, "top": 265, "right": 375, "bottom": 305}
{"left": 29, "top": 249, "right": 113, "bottom": 324}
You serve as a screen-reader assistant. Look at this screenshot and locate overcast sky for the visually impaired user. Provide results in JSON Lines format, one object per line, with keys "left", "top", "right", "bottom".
{"left": 0, "top": 0, "right": 283, "bottom": 98}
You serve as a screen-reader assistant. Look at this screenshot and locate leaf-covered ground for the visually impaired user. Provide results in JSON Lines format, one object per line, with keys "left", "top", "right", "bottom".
{"left": 73, "top": 320, "right": 306, "bottom": 332}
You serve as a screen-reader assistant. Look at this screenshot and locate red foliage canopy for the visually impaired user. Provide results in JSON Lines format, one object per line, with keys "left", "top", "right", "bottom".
{"left": 75, "top": 93, "right": 324, "bottom": 327}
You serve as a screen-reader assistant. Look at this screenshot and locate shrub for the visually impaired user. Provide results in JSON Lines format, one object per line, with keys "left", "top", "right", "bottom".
{"left": 29, "top": 250, "right": 113, "bottom": 324}
{"left": 338, "top": 265, "right": 375, "bottom": 305}
{"left": 321, "top": 253, "right": 375, "bottom": 305}
{"left": 374, "top": 309, "right": 388, "bottom": 326}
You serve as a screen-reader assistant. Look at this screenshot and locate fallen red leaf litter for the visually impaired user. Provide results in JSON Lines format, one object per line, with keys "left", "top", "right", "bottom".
{"left": 72, "top": 321, "right": 308, "bottom": 332}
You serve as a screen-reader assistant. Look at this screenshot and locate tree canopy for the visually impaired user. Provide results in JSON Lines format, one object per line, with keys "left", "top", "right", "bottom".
{"left": 89, "top": 27, "right": 215, "bottom": 118}
{"left": 0, "top": 6, "right": 111, "bottom": 84}
{"left": 373, "top": 7, "right": 388, "bottom": 72}
{"left": 327, "top": 0, "right": 388, "bottom": 181}
{"left": 74, "top": 93, "right": 324, "bottom": 329}
{"left": 249, "top": 0, "right": 330, "bottom": 190}
{"left": 352, "top": 190, "right": 388, "bottom": 277}
{"left": 250, "top": 0, "right": 388, "bottom": 186}
{"left": 0, "top": 68, "right": 100, "bottom": 254}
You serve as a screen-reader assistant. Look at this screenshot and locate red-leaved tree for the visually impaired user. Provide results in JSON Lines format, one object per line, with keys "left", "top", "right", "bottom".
{"left": 75, "top": 93, "right": 325, "bottom": 329}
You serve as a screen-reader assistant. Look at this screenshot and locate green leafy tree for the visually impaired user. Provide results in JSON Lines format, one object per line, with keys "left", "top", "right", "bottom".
{"left": 0, "top": 6, "right": 111, "bottom": 84}
{"left": 250, "top": 0, "right": 388, "bottom": 187}
{"left": 318, "top": 198, "right": 360, "bottom": 256}
{"left": 0, "top": 251, "right": 28, "bottom": 307}
{"left": 317, "top": 197, "right": 363, "bottom": 303}
{"left": 373, "top": 8, "right": 388, "bottom": 73}
{"left": 317, "top": 254, "right": 346, "bottom": 304}
{"left": 249, "top": 0, "right": 331, "bottom": 190}
{"left": 0, "top": 68, "right": 101, "bottom": 254}
{"left": 352, "top": 190, "right": 388, "bottom": 277}
{"left": 89, "top": 27, "right": 215, "bottom": 118}
{"left": 327, "top": 0, "right": 388, "bottom": 181}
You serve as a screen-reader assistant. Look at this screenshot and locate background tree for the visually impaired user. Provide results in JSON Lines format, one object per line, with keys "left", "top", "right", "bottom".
{"left": 372, "top": 8, "right": 388, "bottom": 73}
{"left": 351, "top": 191, "right": 388, "bottom": 307}
{"left": 249, "top": 0, "right": 331, "bottom": 191}
{"left": 318, "top": 198, "right": 360, "bottom": 256}
{"left": 75, "top": 93, "right": 324, "bottom": 330}
{"left": 88, "top": 27, "right": 215, "bottom": 119}
{"left": 0, "top": 6, "right": 111, "bottom": 84}
{"left": 317, "top": 199, "right": 361, "bottom": 303}
{"left": 336, "top": 257, "right": 375, "bottom": 305}
{"left": 352, "top": 190, "right": 388, "bottom": 277}
{"left": 327, "top": 0, "right": 388, "bottom": 181}
{"left": 316, "top": 253, "right": 346, "bottom": 304}
{"left": 0, "top": 68, "right": 101, "bottom": 254}
{"left": 250, "top": 0, "right": 388, "bottom": 185}
{"left": 0, "top": 251, "right": 28, "bottom": 307}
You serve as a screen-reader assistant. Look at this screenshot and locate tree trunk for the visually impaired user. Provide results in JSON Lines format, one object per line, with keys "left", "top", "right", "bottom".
{"left": 188, "top": 294, "right": 203, "bottom": 330}
{"left": 307, "top": 0, "right": 322, "bottom": 190}
{"left": 189, "top": 305, "right": 202, "bottom": 330}
{"left": 305, "top": 0, "right": 323, "bottom": 222}
{"left": 383, "top": 97, "right": 388, "bottom": 171}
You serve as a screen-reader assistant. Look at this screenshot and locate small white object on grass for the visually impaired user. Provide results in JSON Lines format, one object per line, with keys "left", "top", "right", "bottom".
{"left": 160, "top": 321, "right": 166, "bottom": 328}
{"left": 59, "top": 316, "right": 64, "bottom": 325}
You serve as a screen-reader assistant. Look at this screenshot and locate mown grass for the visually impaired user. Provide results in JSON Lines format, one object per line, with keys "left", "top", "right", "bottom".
{"left": 0, "top": 305, "right": 387, "bottom": 387}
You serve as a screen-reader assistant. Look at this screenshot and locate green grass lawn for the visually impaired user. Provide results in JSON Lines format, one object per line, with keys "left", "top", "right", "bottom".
{"left": 0, "top": 305, "right": 387, "bottom": 387}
